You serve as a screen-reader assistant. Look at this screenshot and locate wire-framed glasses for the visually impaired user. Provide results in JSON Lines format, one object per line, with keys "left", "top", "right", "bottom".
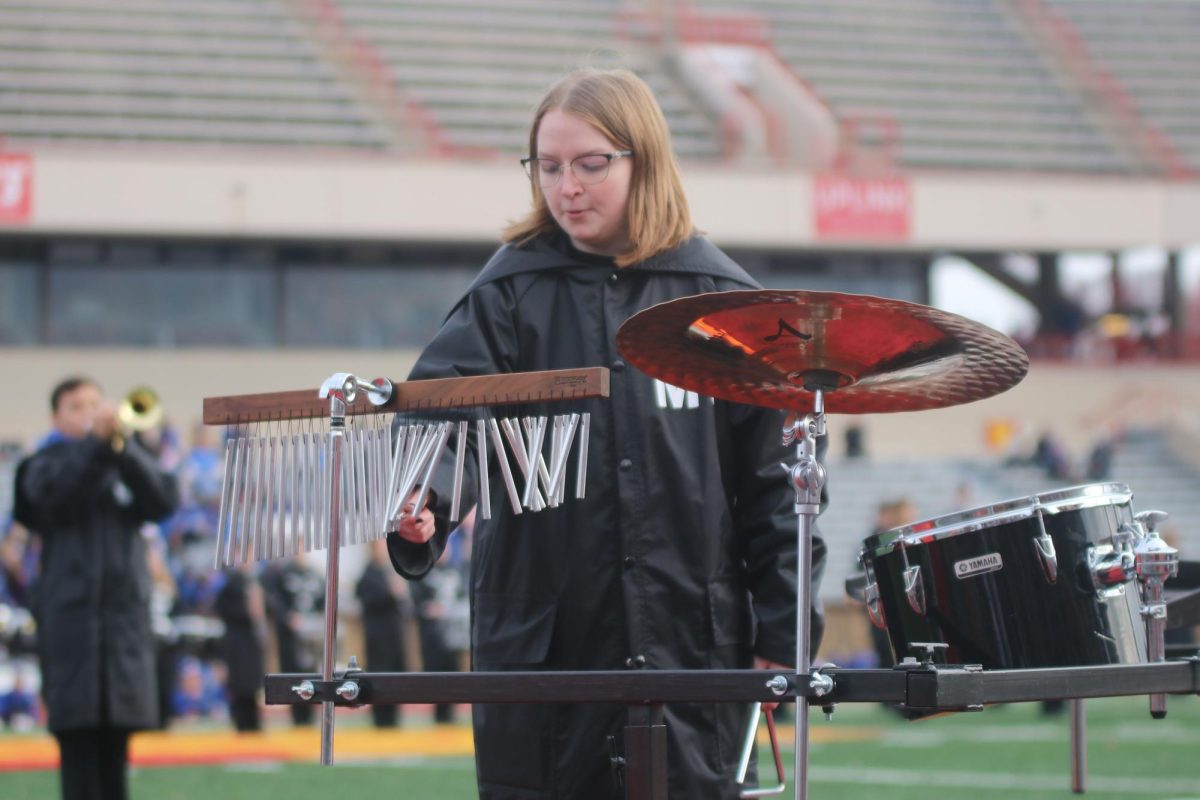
{"left": 520, "top": 150, "right": 633, "bottom": 188}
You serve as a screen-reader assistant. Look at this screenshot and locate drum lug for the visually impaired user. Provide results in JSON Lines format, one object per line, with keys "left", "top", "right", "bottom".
{"left": 1033, "top": 533, "right": 1058, "bottom": 584}
{"left": 1114, "top": 522, "right": 1140, "bottom": 548}
{"left": 903, "top": 565, "right": 925, "bottom": 615}
{"left": 864, "top": 582, "right": 887, "bottom": 630}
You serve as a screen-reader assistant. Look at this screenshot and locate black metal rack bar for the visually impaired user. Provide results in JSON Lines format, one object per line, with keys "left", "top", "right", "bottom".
{"left": 265, "top": 668, "right": 798, "bottom": 706}
{"left": 265, "top": 659, "right": 1198, "bottom": 800}
{"left": 265, "top": 658, "right": 1200, "bottom": 710}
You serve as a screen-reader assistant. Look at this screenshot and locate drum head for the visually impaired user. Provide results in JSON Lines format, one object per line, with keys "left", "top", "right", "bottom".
{"left": 863, "top": 482, "right": 1133, "bottom": 557}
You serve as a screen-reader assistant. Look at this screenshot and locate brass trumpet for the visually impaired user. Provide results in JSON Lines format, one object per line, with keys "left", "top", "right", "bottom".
{"left": 117, "top": 387, "right": 164, "bottom": 433}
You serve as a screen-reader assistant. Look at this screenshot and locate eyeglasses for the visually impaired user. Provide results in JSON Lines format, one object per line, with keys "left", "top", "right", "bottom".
{"left": 520, "top": 150, "right": 633, "bottom": 188}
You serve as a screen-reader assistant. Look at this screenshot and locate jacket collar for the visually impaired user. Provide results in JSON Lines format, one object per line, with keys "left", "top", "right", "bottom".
{"left": 459, "top": 233, "right": 756, "bottom": 301}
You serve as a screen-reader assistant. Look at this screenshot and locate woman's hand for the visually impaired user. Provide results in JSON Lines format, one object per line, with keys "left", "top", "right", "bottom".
{"left": 393, "top": 492, "right": 436, "bottom": 544}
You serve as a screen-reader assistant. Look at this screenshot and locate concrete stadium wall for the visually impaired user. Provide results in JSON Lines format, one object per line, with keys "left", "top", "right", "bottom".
{"left": 8, "top": 147, "right": 1200, "bottom": 251}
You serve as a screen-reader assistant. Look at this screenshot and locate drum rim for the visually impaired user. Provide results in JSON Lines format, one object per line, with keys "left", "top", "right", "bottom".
{"left": 862, "top": 482, "right": 1132, "bottom": 557}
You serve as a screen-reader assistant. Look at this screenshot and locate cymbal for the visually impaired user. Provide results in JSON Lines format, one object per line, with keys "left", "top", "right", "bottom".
{"left": 615, "top": 290, "right": 1029, "bottom": 414}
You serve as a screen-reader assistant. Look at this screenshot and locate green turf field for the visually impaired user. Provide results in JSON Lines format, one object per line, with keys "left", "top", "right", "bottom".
{"left": 2, "top": 696, "right": 1197, "bottom": 799}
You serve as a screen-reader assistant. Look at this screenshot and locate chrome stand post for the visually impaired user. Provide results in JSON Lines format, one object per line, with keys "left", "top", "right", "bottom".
{"left": 319, "top": 389, "right": 346, "bottom": 766}
{"left": 313, "top": 373, "right": 392, "bottom": 765}
{"left": 784, "top": 385, "right": 827, "bottom": 800}
{"left": 1070, "top": 699, "right": 1086, "bottom": 793}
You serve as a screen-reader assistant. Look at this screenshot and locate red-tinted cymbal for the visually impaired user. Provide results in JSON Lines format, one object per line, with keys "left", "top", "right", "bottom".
{"left": 616, "top": 290, "right": 1029, "bottom": 413}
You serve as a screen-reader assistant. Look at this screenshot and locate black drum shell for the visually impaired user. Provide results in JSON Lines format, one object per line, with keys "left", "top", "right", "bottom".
{"left": 863, "top": 493, "right": 1147, "bottom": 669}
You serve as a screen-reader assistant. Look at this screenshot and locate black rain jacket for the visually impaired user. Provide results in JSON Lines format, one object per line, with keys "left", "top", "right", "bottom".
{"left": 388, "top": 233, "right": 826, "bottom": 799}
{"left": 13, "top": 436, "right": 178, "bottom": 733}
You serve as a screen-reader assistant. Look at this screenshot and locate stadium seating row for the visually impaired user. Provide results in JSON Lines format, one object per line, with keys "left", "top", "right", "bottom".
{"left": 0, "top": 0, "right": 1196, "bottom": 174}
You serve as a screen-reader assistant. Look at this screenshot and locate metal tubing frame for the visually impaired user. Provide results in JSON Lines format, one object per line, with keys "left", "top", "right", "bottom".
{"left": 267, "top": 659, "right": 1198, "bottom": 798}
{"left": 265, "top": 659, "right": 1200, "bottom": 708}
{"left": 787, "top": 387, "right": 826, "bottom": 800}
{"left": 1071, "top": 699, "right": 1086, "bottom": 794}
{"left": 320, "top": 393, "right": 346, "bottom": 765}
{"left": 792, "top": 440, "right": 819, "bottom": 800}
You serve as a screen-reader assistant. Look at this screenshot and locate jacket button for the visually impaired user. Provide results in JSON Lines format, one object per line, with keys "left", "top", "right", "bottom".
{"left": 619, "top": 458, "right": 633, "bottom": 472}
{"left": 610, "top": 359, "right": 625, "bottom": 373}
{"left": 625, "top": 654, "right": 646, "bottom": 668}
{"left": 623, "top": 556, "right": 636, "bottom": 568}
{"left": 608, "top": 272, "right": 619, "bottom": 283}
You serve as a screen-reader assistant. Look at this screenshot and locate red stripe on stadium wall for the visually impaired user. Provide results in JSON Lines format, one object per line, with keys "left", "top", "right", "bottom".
{"left": 0, "top": 152, "right": 34, "bottom": 223}
{"left": 814, "top": 174, "right": 910, "bottom": 241}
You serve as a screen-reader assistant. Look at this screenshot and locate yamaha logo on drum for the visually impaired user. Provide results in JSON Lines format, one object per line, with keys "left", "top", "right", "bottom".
{"left": 954, "top": 552, "right": 1004, "bottom": 579}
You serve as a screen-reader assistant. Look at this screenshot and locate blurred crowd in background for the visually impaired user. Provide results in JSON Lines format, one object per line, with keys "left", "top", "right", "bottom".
{"left": 0, "top": 416, "right": 472, "bottom": 733}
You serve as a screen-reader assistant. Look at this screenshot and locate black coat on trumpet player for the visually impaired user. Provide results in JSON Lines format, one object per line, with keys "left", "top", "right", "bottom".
{"left": 14, "top": 433, "right": 178, "bottom": 734}
{"left": 388, "top": 227, "right": 826, "bottom": 797}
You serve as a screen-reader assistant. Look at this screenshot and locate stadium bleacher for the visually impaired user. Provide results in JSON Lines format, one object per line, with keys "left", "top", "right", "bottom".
{"left": 0, "top": 0, "right": 1194, "bottom": 174}
{"left": 688, "top": 0, "right": 1142, "bottom": 173}
{"left": 1046, "top": 0, "right": 1200, "bottom": 172}
{"left": 0, "top": 0, "right": 391, "bottom": 148}
{"left": 329, "top": 0, "right": 723, "bottom": 158}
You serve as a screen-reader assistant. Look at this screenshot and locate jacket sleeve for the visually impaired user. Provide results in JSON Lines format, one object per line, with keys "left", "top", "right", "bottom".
{"left": 15, "top": 437, "right": 119, "bottom": 530}
{"left": 115, "top": 438, "right": 180, "bottom": 523}
{"left": 386, "top": 279, "right": 520, "bottom": 580}
{"left": 726, "top": 400, "right": 828, "bottom": 667}
{"left": 16, "top": 436, "right": 179, "bottom": 532}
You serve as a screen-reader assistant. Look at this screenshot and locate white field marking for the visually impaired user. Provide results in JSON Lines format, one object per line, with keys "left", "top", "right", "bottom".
{"left": 880, "top": 724, "right": 1060, "bottom": 746}
{"left": 880, "top": 721, "right": 1200, "bottom": 747}
{"left": 222, "top": 762, "right": 285, "bottom": 773}
{"left": 1107, "top": 722, "right": 1200, "bottom": 743}
{"left": 808, "top": 766, "right": 1200, "bottom": 795}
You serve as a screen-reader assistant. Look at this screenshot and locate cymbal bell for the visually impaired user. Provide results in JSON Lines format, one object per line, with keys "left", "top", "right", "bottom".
{"left": 615, "top": 290, "right": 1029, "bottom": 414}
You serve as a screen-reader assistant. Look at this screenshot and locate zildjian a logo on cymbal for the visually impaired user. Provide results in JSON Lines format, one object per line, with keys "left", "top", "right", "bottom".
{"left": 763, "top": 318, "right": 813, "bottom": 343}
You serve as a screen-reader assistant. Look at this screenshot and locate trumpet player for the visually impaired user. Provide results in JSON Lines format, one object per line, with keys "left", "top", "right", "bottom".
{"left": 12, "top": 376, "right": 179, "bottom": 800}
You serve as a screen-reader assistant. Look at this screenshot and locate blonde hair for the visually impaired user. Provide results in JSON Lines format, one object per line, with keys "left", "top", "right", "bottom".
{"left": 501, "top": 68, "right": 693, "bottom": 267}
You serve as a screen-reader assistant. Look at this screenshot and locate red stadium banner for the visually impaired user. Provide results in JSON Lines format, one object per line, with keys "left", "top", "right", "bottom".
{"left": 0, "top": 152, "right": 33, "bottom": 223}
{"left": 814, "top": 174, "right": 910, "bottom": 240}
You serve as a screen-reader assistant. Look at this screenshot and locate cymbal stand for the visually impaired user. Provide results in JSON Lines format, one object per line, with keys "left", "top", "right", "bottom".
{"left": 783, "top": 379, "right": 832, "bottom": 800}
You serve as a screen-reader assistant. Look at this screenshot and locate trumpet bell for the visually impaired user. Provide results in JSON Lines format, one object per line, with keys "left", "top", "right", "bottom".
{"left": 118, "top": 387, "right": 164, "bottom": 432}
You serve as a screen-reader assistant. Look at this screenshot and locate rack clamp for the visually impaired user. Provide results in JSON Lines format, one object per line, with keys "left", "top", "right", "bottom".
{"left": 809, "top": 663, "right": 839, "bottom": 721}
{"left": 287, "top": 656, "right": 365, "bottom": 707}
{"left": 894, "top": 644, "right": 984, "bottom": 712}
{"left": 1186, "top": 655, "right": 1200, "bottom": 694}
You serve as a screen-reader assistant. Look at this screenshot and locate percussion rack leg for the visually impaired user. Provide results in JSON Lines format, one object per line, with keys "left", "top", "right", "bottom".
{"left": 1071, "top": 699, "right": 1086, "bottom": 794}
{"left": 623, "top": 705, "right": 668, "bottom": 800}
